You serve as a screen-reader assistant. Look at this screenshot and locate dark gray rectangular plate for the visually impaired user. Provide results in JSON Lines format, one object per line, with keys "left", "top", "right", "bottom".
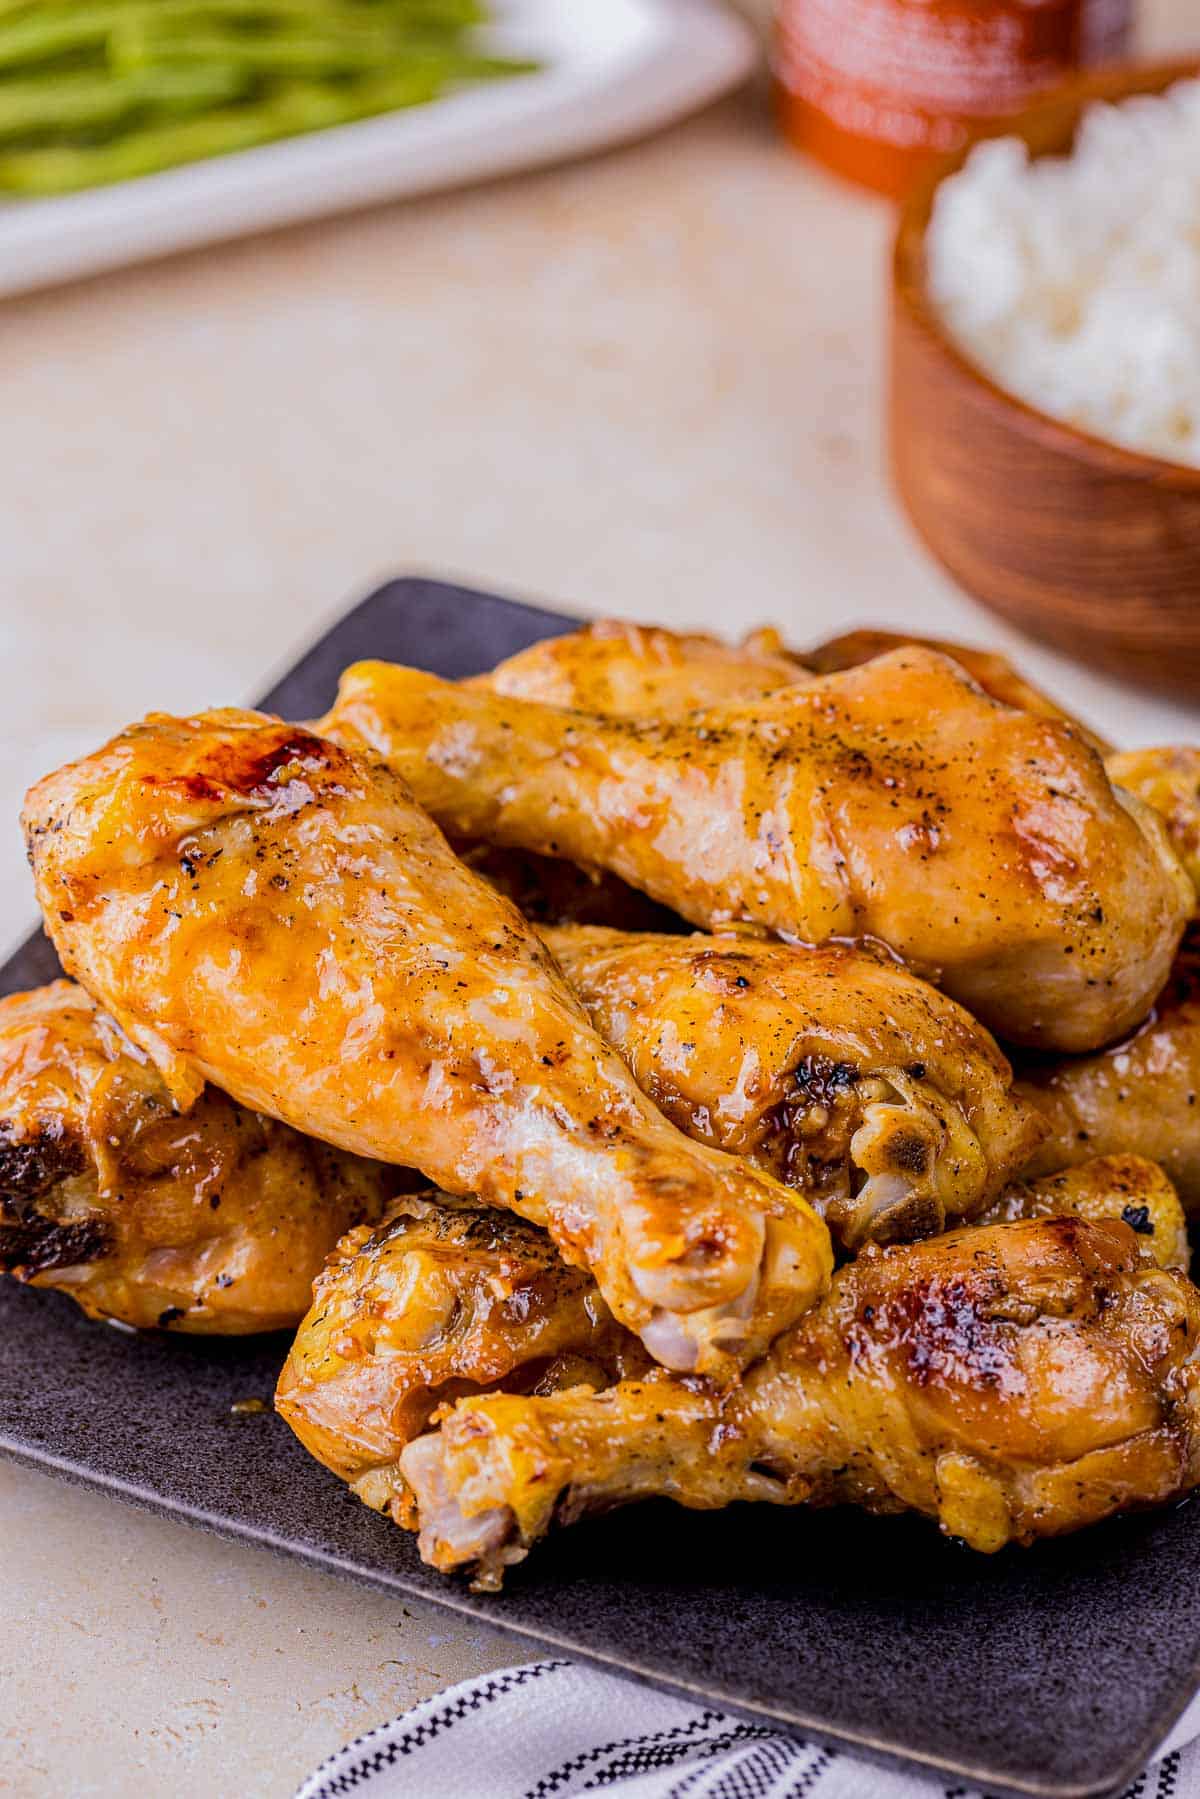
{"left": 2, "top": 577, "right": 1196, "bottom": 1799}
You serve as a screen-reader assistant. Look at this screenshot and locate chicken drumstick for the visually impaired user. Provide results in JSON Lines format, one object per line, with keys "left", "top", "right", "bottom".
{"left": 23, "top": 710, "right": 831, "bottom": 1376}
{"left": 327, "top": 650, "right": 1190, "bottom": 1051}
{"left": 401, "top": 1213, "right": 1200, "bottom": 1586}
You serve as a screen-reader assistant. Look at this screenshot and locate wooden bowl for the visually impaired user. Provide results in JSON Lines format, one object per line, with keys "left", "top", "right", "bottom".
{"left": 890, "top": 58, "right": 1200, "bottom": 700}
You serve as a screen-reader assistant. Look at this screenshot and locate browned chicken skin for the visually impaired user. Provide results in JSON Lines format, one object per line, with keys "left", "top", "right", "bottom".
{"left": 326, "top": 651, "right": 1191, "bottom": 1051}
{"left": 542, "top": 926, "right": 1043, "bottom": 1248}
{"left": 1018, "top": 935, "right": 1200, "bottom": 1212}
{"left": 976, "top": 1154, "right": 1189, "bottom": 1273}
{"left": 803, "top": 629, "right": 1110, "bottom": 752}
{"left": 469, "top": 623, "right": 797, "bottom": 924}
{"left": 0, "top": 980, "right": 397, "bottom": 1332}
{"left": 485, "top": 627, "right": 1200, "bottom": 920}
{"left": 799, "top": 639, "right": 1200, "bottom": 903}
{"left": 479, "top": 620, "right": 1108, "bottom": 754}
{"left": 475, "top": 619, "right": 807, "bottom": 716}
{"left": 400, "top": 1215, "right": 1200, "bottom": 1586}
{"left": 23, "top": 709, "right": 831, "bottom": 1377}
{"left": 477, "top": 625, "right": 1200, "bottom": 954}
{"left": 1106, "top": 748, "right": 1200, "bottom": 906}
{"left": 276, "top": 1195, "right": 649, "bottom": 1522}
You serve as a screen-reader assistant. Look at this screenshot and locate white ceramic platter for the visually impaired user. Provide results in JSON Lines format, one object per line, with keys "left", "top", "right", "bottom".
{"left": 0, "top": 0, "right": 755, "bottom": 296}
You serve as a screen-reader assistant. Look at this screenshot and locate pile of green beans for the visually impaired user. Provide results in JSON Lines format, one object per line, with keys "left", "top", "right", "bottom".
{"left": 0, "top": 0, "right": 536, "bottom": 194}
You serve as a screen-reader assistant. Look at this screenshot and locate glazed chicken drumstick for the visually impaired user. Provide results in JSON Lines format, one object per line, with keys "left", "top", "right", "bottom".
{"left": 479, "top": 618, "right": 1101, "bottom": 747}
{"left": 479, "top": 621, "right": 1200, "bottom": 948}
{"left": 484, "top": 626, "right": 1199, "bottom": 907}
{"left": 480, "top": 626, "right": 1200, "bottom": 912}
{"left": 23, "top": 710, "right": 831, "bottom": 1377}
{"left": 276, "top": 1156, "right": 1190, "bottom": 1558}
{"left": 401, "top": 1211, "right": 1200, "bottom": 1587}
{"left": 542, "top": 926, "right": 1042, "bottom": 1247}
{"left": 326, "top": 650, "right": 1191, "bottom": 1050}
{"left": 0, "top": 920, "right": 1039, "bottom": 1324}
{"left": 276, "top": 1194, "right": 651, "bottom": 1519}
{"left": 1018, "top": 933, "right": 1200, "bottom": 1212}
{"left": 0, "top": 979, "right": 401, "bottom": 1332}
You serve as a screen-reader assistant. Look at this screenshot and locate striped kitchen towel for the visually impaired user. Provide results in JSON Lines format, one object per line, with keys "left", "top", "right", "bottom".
{"left": 296, "top": 1658, "right": 1200, "bottom": 1799}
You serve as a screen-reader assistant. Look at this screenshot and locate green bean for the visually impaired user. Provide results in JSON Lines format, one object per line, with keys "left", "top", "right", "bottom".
{"left": 0, "top": 6, "right": 135, "bottom": 70}
{"left": 0, "top": 55, "right": 533, "bottom": 192}
{"left": 0, "top": 57, "right": 244, "bottom": 137}
{"left": 0, "top": 0, "right": 483, "bottom": 17}
{"left": 0, "top": 0, "right": 484, "bottom": 69}
{"left": 114, "top": 26, "right": 447, "bottom": 77}
{"left": 0, "top": 0, "right": 534, "bottom": 193}
{"left": 112, "top": 23, "right": 529, "bottom": 81}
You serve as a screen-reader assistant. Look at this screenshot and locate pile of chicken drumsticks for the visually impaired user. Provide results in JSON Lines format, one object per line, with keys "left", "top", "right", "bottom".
{"left": 5, "top": 619, "right": 1200, "bottom": 1589}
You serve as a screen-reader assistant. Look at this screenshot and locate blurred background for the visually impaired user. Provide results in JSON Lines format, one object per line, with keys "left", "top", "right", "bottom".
{"left": 1, "top": 0, "right": 1197, "bottom": 1791}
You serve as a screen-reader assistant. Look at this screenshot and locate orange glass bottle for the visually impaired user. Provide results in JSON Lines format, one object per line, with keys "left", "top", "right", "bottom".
{"left": 774, "top": 0, "right": 1133, "bottom": 198}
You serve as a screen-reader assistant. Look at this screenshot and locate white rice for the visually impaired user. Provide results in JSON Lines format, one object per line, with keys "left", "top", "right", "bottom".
{"left": 925, "top": 79, "right": 1200, "bottom": 468}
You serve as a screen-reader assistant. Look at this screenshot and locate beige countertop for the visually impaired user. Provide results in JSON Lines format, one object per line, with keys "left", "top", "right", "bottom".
{"left": 2, "top": 4, "right": 1198, "bottom": 1793}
